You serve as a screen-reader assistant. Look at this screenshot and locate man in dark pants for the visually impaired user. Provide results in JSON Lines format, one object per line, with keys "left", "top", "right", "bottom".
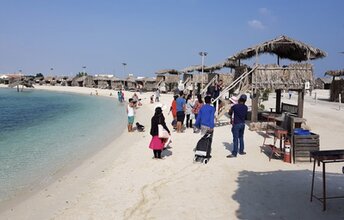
{"left": 227, "top": 94, "right": 248, "bottom": 158}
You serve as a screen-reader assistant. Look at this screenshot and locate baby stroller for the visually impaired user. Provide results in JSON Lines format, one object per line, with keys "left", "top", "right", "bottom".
{"left": 193, "top": 131, "right": 213, "bottom": 164}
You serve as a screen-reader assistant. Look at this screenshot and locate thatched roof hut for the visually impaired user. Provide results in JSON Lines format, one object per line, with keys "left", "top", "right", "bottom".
{"left": 155, "top": 70, "right": 180, "bottom": 92}
{"left": 94, "top": 76, "right": 112, "bottom": 89}
{"left": 71, "top": 76, "right": 95, "bottom": 87}
{"left": 136, "top": 77, "right": 156, "bottom": 91}
{"left": 155, "top": 69, "right": 180, "bottom": 75}
{"left": 204, "top": 60, "right": 239, "bottom": 72}
{"left": 181, "top": 65, "right": 205, "bottom": 73}
{"left": 325, "top": 70, "right": 344, "bottom": 77}
{"left": 229, "top": 35, "right": 326, "bottom": 62}
{"left": 227, "top": 35, "right": 326, "bottom": 121}
{"left": 324, "top": 70, "right": 344, "bottom": 102}
{"left": 124, "top": 76, "right": 137, "bottom": 90}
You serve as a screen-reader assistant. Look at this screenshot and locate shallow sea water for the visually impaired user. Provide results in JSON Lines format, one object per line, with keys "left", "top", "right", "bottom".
{"left": 0, "top": 88, "right": 126, "bottom": 203}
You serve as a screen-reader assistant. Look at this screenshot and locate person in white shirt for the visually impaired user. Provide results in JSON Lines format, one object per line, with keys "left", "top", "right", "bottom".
{"left": 127, "top": 98, "right": 135, "bottom": 132}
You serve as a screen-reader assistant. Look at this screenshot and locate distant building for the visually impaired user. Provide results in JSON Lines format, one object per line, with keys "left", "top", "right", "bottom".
{"left": 315, "top": 77, "right": 332, "bottom": 89}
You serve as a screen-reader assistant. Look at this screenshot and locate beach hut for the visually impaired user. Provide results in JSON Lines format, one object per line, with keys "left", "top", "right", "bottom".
{"left": 325, "top": 70, "right": 344, "bottom": 102}
{"left": 220, "top": 35, "right": 326, "bottom": 121}
{"left": 135, "top": 77, "right": 156, "bottom": 92}
{"left": 315, "top": 77, "right": 332, "bottom": 89}
{"left": 56, "top": 76, "right": 69, "bottom": 86}
{"left": 155, "top": 69, "right": 180, "bottom": 92}
{"left": 143, "top": 77, "right": 157, "bottom": 91}
{"left": 94, "top": 76, "right": 112, "bottom": 89}
{"left": 71, "top": 75, "right": 95, "bottom": 88}
{"left": 124, "top": 75, "right": 137, "bottom": 91}
{"left": 44, "top": 76, "right": 57, "bottom": 86}
{"left": 110, "top": 77, "right": 124, "bottom": 90}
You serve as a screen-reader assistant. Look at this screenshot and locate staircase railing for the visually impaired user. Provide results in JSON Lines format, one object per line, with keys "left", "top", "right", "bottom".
{"left": 212, "top": 65, "right": 257, "bottom": 104}
{"left": 212, "top": 65, "right": 257, "bottom": 119}
{"left": 200, "top": 75, "right": 218, "bottom": 96}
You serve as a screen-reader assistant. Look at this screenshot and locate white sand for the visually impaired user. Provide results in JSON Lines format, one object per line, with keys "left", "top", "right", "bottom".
{"left": 0, "top": 86, "right": 343, "bottom": 219}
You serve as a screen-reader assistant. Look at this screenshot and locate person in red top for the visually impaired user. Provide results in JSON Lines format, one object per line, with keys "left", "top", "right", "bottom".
{"left": 169, "top": 95, "right": 178, "bottom": 128}
{"left": 192, "top": 94, "right": 204, "bottom": 119}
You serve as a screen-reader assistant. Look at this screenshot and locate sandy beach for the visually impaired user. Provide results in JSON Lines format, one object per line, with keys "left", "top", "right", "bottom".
{"left": 0, "top": 85, "right": 343, "bottom": 219}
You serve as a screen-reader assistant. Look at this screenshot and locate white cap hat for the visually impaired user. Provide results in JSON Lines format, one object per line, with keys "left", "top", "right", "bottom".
{"left": 229, "top": 96, "right": 238, "bottom": 104}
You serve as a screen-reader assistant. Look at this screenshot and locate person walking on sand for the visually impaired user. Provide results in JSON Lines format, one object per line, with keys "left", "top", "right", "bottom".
{"left": 149, "top": 107, "right": 171, "bottom": 159}
{"left": 127, "top": 98, "right": 135, "bottom": 132}
{"left": 227, "top": 94, "right": 248, "bottom": 158}
{"left": 192, "top": 94, "right": 204, "bottom": 120}
{"left": 155, "top": 89, "right": 160, "bottom": 102}
{"left": 169, "top": 95, "right": 178, "bottom": 129}
{"left": 176, "top": 91, "right": 186, "bottom": 133}
{"left": 194, "top": 96, "right": 215, "bottom": 136}
{"left": 185, "top": 94, "right": 194, "bottom": 128}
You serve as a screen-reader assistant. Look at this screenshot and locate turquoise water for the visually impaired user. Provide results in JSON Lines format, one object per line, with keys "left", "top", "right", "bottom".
{"left": 0, "top": 88, "right": 126, "bottom": 203}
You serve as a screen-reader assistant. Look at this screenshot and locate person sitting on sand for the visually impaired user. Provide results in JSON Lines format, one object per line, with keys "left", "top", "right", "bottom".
{"left": 149, "top": 107, "right": 170, "bottom": 159}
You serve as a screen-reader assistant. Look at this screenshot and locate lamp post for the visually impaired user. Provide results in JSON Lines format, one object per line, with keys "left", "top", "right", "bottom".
{"left": 50, "top": 67, "right": 54, "bottom": 75}
{"left": 122, "top": 63, "right": 127, "bottom": 76}
{"left": 199, "top": 52, "right": 207, "bottom": 91}
{"left": 82, "top": 66, "right": 86, "bottom": 75}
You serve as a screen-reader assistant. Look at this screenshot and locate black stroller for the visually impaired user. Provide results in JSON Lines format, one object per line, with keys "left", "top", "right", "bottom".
{"left": 193, "top": 131, "right": 213, "bottom": 164}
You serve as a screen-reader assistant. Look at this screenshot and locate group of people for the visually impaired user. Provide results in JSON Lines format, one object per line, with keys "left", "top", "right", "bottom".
{"left": 169, "top": 92, "right": 205, "bottom": 132}
{"left": 148, "top": 90, "right": 248, "bottom": 160}
{"left": 117, "top": 89, "right": 125, "bottom": 103}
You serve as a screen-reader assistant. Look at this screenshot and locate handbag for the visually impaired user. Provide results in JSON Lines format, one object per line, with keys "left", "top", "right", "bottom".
{"left": 158, "top": 124, "right": 170, "bottom": 138}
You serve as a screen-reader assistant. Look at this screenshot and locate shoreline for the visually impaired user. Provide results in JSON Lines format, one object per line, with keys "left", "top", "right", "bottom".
{"left": 0, "top": 85, "right": 141, "bottom": 216}
{"left": 1, "top": 85, "right": 344, "bottom": 219}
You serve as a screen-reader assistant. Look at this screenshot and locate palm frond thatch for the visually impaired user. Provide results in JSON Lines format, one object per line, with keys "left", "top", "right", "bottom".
{"left": 204, "top": 59, "right": 239, "bottom": 72}
{"left": 181, "top": 65, "right": 206, "bottom": 73}
{"left": 229, "top": 35, "right": 326, "bottom": 62}
{"left": 325, "top": 70, "right": 344, "bottom": 77}
{"left": 155, "top": 69, "right": 180, "bottom": 75}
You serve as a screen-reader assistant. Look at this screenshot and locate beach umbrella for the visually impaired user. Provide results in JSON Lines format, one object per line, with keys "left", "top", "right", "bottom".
{"left": 324, "top": 70, "right": 344, "bottom": 77}
{"left": 229, "top": 35, "right": 327, "bottom": 62}
{"left": 155, "top": 69, "right": 180, "bottom": 75}
{"left": 180, "top": 65, "right": 206, "bottom": 73}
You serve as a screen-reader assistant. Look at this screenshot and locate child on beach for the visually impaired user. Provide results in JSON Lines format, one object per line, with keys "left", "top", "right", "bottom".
{"left": 127, "top": 98, "right": 135, "bottom": 132}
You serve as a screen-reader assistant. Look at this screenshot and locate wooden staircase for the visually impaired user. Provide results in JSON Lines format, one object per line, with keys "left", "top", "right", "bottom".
{"left": 213, "top": 65, "right": 258, "bottom": 120}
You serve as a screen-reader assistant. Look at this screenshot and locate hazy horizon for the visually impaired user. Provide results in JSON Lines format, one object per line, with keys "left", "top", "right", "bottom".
{"left": 1, "top": 0, "right": 343, "bottom": 78}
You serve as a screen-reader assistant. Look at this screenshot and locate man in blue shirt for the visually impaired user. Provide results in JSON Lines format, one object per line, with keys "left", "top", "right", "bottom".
{"left": 227, "top": 94, "right": 248, "bottom": 158}
{"left": 194, "top": 96, "right": 215, "bottom": 135}
{"left": 176, "top": 91, "right": 186, "bottom": 133}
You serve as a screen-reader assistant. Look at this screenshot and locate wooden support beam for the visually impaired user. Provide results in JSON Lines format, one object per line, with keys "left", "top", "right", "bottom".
{"left": 251, "top": 93, "right": 259, "bottom": 122}
{"left": 276, "top": 89, "right": 282, "bottom": 113}
{"left": 298, "top": 89, "right": 305, "bottom": 118}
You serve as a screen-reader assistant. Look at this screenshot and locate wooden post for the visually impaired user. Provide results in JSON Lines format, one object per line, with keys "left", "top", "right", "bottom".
{"left": 297, "top": 89, "right": 305, "bottom": 118}
{"left": 276, "top": 89, "right": 282, "bottom": 113}
{"left": 251, "top": 93, "right": 259, "bottom": 122}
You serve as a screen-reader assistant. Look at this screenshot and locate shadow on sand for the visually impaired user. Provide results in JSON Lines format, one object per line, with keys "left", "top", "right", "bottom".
{"left": 232, "top": 170, "right": 344, "bottom": 219}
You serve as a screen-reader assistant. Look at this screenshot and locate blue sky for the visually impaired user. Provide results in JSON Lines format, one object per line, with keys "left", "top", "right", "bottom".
{"left": 0, "top": 0, "right": 343, "bottom": 78}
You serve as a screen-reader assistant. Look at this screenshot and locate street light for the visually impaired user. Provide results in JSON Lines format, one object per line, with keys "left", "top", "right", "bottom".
{"left": 199, "top": 51, "right": 208, "bottom": 90}
{"left": 82, "top": 66, "right": 86, "bottom": 75}
{"left": 122, "top": 63, "right": 127, "bottom": 76}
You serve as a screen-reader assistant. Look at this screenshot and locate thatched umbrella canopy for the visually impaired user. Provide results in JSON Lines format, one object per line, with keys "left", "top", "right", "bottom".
{"left": 9, "top": 80, "right": 34, "bottom": 88}
{"left": 204, "top": 59, "right": 239, "bottom": 72}
{"left": 229, "top": 35, "right": 326, "bottom": 62}
{"left": 324, "top": 70, "right": 344, "bottom": 77}
{"left": 181, "top": 65, "right": 206, "bottom": 73}
{"left": 155, "top": 69, "right": 180, "bottom": 75}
